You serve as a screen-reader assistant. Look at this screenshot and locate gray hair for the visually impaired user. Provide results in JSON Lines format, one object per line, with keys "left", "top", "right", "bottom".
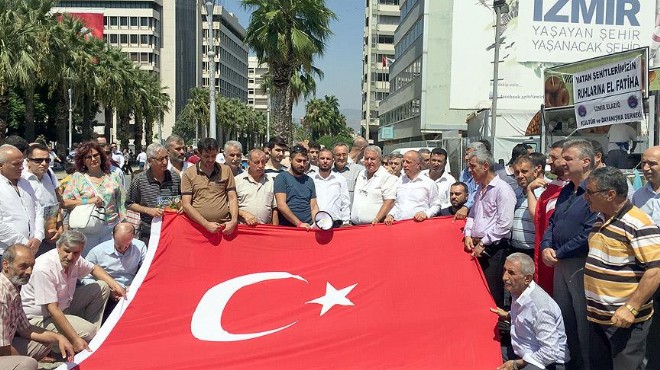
{"left": 467, "top": 142, "right": 487, "bottom": 152}
{"left": 332, "top": 143, "right": 349, "bottom": 153}
{"left": 224, "top": 140, "right": 243, "bottom": 153}
{"left": 165, "top": 135, "right": 184, "bottom": 148}
{"left": 506, "top": 253, "right": 535, "bottom": 276}
{"left": 587, "top": 166, "right": 628, "bottom": 198}
{"left": 468, "top": 149, "right": 495, "bottom": 172}
{"left": 146, "top": 143, "right": 166, "bottom": 159}
{"left": 563, "top": 139, "right": 595, "bottom": 170}
{"left": 363, "top": 145, "right": 382, "bottom": 158}
{"left": 0, "top": 144, "right": 19, "bottom": 164}
{"left": 56, "top": 230, "right": 87, "bottom": 249}
{"left": 248, "top": 148, "right": 266, "bottom": 161}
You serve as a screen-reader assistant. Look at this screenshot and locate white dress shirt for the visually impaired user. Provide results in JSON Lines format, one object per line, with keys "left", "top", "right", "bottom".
{"left": 351, "top": 166, "right": 397, "bottom": 224}
{"left": 82, "top": 239, "right": 146, "bottom": 287}
{"left": 22, "top": 169, "right": 58, "bottom": 207}
{"left": 510, "top": 281, "right": 570, "bottom": 368}
{"left": 390, "top": 173, "right": 441, "bottom": 220}
{"left": 421, "top": 169, "right": 456, "bottom": 209}
{"left": 633, "top": 182, "right": 660, "bottom": 225}
{"left": 313, "top": 171, "right": 350, "bottom": 222}
{"left": 0, "top": 174, "right": 44, "bottom": 254}
{"left": 112, "top": 150, "right": 125, "bottom": 168}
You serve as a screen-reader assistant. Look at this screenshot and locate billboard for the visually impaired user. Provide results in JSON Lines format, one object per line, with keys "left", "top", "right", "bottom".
{"left": 450, "top": 0, "right": 658, "bottom": 111}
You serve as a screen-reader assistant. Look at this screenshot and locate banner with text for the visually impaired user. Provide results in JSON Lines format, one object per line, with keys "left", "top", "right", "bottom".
{"left": 572, "top": 55, "right": 645, "bottom": 128}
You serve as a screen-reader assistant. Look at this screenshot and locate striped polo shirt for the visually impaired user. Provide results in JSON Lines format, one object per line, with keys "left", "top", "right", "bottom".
{"left": 585, "top": 203, "right": 660, "bottom": 325}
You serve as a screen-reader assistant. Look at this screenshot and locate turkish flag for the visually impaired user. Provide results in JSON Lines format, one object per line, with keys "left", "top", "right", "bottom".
{"left": 67, "top": 214, "right": 501, "bottom": 369}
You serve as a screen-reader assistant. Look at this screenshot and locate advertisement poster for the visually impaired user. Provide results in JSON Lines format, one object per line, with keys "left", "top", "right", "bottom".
{"left": 450, "top": 0, "right": 658, "bottom": 111}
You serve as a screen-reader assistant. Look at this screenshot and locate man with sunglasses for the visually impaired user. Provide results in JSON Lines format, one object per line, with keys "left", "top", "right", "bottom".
{"left": 22, "top": 143, "right": 63, "bottom": 254}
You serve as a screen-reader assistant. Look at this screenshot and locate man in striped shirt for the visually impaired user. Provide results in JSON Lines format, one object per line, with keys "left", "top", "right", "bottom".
{"left": 584, "top": 166, "right": 660, "bottom": 370}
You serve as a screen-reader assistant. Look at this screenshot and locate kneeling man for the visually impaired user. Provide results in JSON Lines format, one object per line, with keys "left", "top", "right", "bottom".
{"left": 21, "top": 230, "right": 126, "bottom": 353}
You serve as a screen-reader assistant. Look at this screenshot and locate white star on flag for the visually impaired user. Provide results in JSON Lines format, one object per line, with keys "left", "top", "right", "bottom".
{"left": 306, "top": 282, "right": 357, "bottom": 316}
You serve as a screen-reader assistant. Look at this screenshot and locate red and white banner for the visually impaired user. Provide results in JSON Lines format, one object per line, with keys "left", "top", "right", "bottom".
{"left": 64, "top": 214, "right": 501, "bottom": 369}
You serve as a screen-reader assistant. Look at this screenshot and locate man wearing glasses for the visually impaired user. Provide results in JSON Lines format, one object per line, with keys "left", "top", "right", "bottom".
{"left": 22, "top": 143, "right": 63, "bottom": 255}
{"left": 126, "top": 143, "right": 181, "bottom": 245}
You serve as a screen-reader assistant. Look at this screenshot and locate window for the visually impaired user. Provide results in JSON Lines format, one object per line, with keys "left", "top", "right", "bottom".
{"left": 109, "top": 17, "right": 118, "bottom": 26}
{"left": 120, "top": 17, "right": 128, "bottom": 27}
{"left": 140, "top": 34, "right": 149, "bottom": 46}
{"left": 120, "top": 34, "right": 128, "bottom": 44}
{"left": 109, "top": 34, "right": 118, "bottom": 44}
{"left": 140, "top": 17, "right": 149, "bottom": 27}
{"left": 130, "top": 17, "right": 138, "bottom": 27}
{"left": 130, "top": 34, "right": 138, "bottom": 45}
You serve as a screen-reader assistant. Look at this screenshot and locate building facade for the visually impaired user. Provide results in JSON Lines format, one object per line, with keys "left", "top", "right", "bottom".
{"left": 201, "top": 5, "right": 248, "bottom": 104}
{"left": 361, "top": 0, "right": 400, "bottom": 143}
{"left": 378, "top": 0, "right": 468, "bottom": 149}
{"left": 247, "top": 56, "right": 269, "bottom": 115}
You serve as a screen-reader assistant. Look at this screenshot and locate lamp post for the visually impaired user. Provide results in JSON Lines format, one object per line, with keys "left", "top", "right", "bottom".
{"left": 266, "top": 87, "right": 271, "bottom": 141}
{"left": 491, "top": 0, "right": 509, "bottom": 142}
{"left": 68, "top": 88, "right": 73, "bottom": 151}
{"left": 206, "top": 1, "right": 217, "bottom": 140}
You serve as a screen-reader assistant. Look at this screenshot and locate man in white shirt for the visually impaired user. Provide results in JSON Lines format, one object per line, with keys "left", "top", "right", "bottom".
{"left": 312, "top": 149, "right": 350, "bottom": 227}
{"left": 236, "top": 149, "right": 277, "bottom": 225}
{"left": 22, "top": 143, "right": 62, "bottom": 253}
{"left": 421, "top": 148, "right": 455, "bottom": 209}
{"left": 109, "top": 142, "right": 124, "bottom": 169}
{"left": 606, "top": 123, "right": 637, "bottom": 168}
{"left": 136, "top": 150, "right": 147, "bottom": 171}
{"left": 351, "top": 146, "right": 397, "bottom": 225}
{"left": 21, "top": 230, "right": 126, "bottom": 353}
{"left": 491, "top": 253, "right": 570, "bottom": 370}
{"left": 332, "top": 143, "right": 364, "bottom": 205}
{"left": 385, "top": 151, "right": 441, "bottom": 224}
{"left": 0, "top": 145, "right": 44, "bottom": 255}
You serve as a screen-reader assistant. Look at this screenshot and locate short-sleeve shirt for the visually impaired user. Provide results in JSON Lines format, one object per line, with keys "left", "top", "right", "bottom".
{"left": 62, "top": 172, "right": 123, "bottom": 223}
{"left": 126, "top": 168, "right": 181, "bottom": 235}
{"left": 274, "top": 171, "right": 316, "bottom": 226}
{"left": 82, "top": 239, "right": 146, "bottom": 287}
{"left": 0, "top": 273, "right": 30, "bottom": 346}
{"left": 235, "top": 172, "right": 275, "bottom": 224}
{"left": 21, "top": 248, "right": 95, "bottom": 319}
{"left": 181, "top": 162, "right": 236, "bottom": 223}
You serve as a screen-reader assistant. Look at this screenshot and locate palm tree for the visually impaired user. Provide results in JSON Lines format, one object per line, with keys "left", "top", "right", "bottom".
{"left": 0, "top": 2, "right": 37, "bottom": 141}
{"left": 242, "top": 0, "right": 335, "bottom": 142}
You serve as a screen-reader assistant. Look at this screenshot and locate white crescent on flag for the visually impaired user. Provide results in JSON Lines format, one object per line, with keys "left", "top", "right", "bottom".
{"left": 190, "top": 272, "right": 308, "bottom": 342}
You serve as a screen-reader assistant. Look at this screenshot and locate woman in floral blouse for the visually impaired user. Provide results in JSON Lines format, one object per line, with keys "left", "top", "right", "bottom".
{"left": 62, "top": 141, "right": 124, "bottom": 255}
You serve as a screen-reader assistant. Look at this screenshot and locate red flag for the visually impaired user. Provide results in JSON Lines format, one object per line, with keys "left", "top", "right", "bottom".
{"left": 58, "top": 13, "right": 104, "bottom": 39}
{"left": 69, "top": 214, "right": 501, "bottom": 369}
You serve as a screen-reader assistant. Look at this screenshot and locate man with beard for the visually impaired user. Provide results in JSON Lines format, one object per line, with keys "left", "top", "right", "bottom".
{"left": 422, "top": 148, "right": 455, "bottom": 209}
{"left": 332, "top": 143, "right": 365, "bottom": 205}
{"left": 265, "top": 136, "right": 288, "bottom": 178}
{"left": 388, "top": 153, "right": 403, "bottom": 177}
{"left": 21, "top": 230, "right": 126, "bottom": 354}
{"left": 541, "top": 139, "right": 598, "bottom": 370}
{"left": 351, "top": 146, "right": 397, "bottom": 225}
{"left": 385, "top": 151, "right": 441, "bottom": 224}
{"left": 223, "top": 141, "right": 244, "bottom": 177}
{"left": 0, "top": 245, "right": 74, "bottom": 369}
{"left": 312, "top": 149, "right": 350, "bottom": 227}
{"left": 181, "top": 138, "right": 238, "bottom": 236}
{"left": 274, "top": 145, "right": 318, "bottom": 230}
{"left": 510, "top": 155, "right": 546, "bottom": 258}
{"left": 236, "top": 149, "right": 277, "bottom": 225}
{"left": 529, "top": 141, "right": 568, "bottom": 295}
{"left": 165, "top": 135, "right": 191, "bottom": 175}
{"left": 438, "top": 182, "right": 469, "bottom": 216}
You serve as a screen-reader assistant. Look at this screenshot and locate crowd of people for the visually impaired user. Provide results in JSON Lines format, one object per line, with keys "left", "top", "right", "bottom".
{"left": 0, "top": 132, "right": 659, "bottom": 370}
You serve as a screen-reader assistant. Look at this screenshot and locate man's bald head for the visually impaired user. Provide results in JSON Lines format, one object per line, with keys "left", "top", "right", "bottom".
{"left": 352, "top": 137, "right": 368, "bottom": 150}
{"left": 642, "top": 146, "right": 660, "bottom": 188}
{"left": 0, "top": 144, "right": 21, "bottom": 164}
{"left": 113, "top": 222, "right": 136, "bottom": 238}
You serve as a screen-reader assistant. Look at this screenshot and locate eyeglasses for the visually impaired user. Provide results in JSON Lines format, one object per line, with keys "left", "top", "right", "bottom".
{"left": 84, "top": 153, "right": 101, "bottom": 160}
{"left": 585, "top": 188, "right": 609, "bottom": 196}
{"left": 151, "top": 156, "right": 168, "bottom": 162}
{"left": 27, "top": 157, "right": 51, "bottom": 164}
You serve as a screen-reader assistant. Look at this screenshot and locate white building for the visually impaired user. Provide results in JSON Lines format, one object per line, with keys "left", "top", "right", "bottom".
{"left": 361, "top": 0, "right": 400, "bottom": 143}
{"left": 248, "top": 56, "right": 269, "bottom": 115}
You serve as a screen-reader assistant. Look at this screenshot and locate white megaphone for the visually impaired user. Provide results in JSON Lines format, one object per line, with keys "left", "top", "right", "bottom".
{"left": 314, "top": 211, "right": 334, "bottom": 231}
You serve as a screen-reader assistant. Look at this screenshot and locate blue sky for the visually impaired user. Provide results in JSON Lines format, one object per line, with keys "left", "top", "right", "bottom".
{"left": 221, "top": 0, "right": 364, "bottom": 127}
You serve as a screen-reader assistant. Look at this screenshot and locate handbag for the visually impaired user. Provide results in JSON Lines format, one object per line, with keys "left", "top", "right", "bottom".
{"left": 68, "top": 174, "right": 107, "bottom": 234}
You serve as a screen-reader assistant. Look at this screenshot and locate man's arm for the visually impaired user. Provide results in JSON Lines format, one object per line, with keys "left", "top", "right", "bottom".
{"left": 275, "top": 192, "right": 303, "bottom": 227}
{"left": 238, "top": 209, "right": 258, "bottom": 226}
{"left": 90, "top": 265, "right": 126, "bottom": 300}
{"left": 182, "top": 194, "right": 221, "bottom": 233}
{"left": 553, "top": 209, "right": 597, "bottom": 259}
{"left": 613, "top": 267, "right": 660, "bottom": 327}
{"left": 310, "top": 197, "right": 319, "bottom": 223}
{"left": 46, "top": 302, "right": 89, "bottom": 352}
{"left": 481, "top": 186, "right": 516, "bottom": 245}
{"left": 221, "top": 189, "right": 239, "bottom": 235}
{"left": 373, "top": 199, "right": 395, "bottom": 225}
{"left": 339, "top": 178, "right": 350, "bottom": 222}
{"left": 17, "top": 326, "right": 74, "bottom": 361}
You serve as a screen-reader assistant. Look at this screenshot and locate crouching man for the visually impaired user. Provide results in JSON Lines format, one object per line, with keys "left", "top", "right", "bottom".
{"left": 21, "top": 230, "right": 126, "bottom": 353}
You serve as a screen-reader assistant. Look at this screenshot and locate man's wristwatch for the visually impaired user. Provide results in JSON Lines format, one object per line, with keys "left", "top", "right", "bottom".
{"left": 625, "top": 304, "right": 639, "bottom": 317}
